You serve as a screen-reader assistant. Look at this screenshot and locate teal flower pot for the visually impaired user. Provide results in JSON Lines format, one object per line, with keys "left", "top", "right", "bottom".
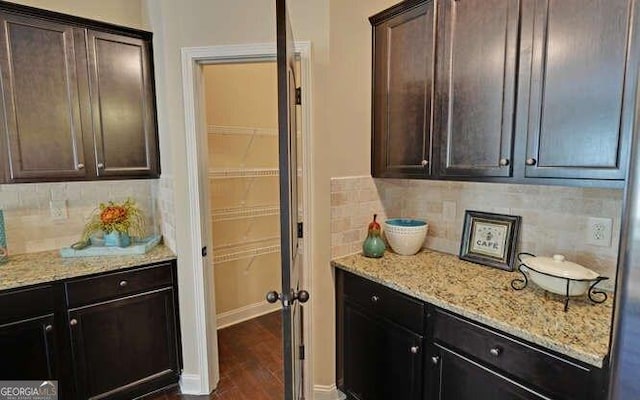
{"left": 104, "top": 231, "right": 131, "bottom": 247}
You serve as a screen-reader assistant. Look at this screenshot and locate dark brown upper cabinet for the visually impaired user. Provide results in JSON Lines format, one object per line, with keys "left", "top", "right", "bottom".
{"left": 0, "top": 2, "right": 160, "bottom": 183}
{"left": 518, "top": 0, "right": 637, "bottom": 181}
{"left": 371, "top": 0, "right": 639, "bottom": 187}
{"left": 0, "top": 14, "right": 88, "bottom": 181}
{"left": 371, "top": 0, "right": 436, "bottom": 178}
{"left": 436, "top": 0, "right": 519, "bottom": 178}
{"left": 86, "top": 30, "right": 159, "bottom": 178}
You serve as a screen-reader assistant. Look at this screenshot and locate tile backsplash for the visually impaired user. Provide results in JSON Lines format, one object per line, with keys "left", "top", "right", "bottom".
{"left": 331, "top": 176, "right": 623, "bottom": 290}
{"left": 0, "top": 180, "right": 159, "bottom": 255}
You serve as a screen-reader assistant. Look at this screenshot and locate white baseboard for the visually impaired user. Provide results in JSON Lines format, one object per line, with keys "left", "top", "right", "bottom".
{"left": 216, "top": 300, "right": 280, "bottom": 329}
{"left": 179, "top": 373, "right": 208, "bottom": 395}
{"left": 313, "top": 384, "right": 346, "bottom": 400}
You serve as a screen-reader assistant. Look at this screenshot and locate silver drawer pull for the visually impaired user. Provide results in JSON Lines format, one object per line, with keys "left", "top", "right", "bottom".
{"left": 421, "top": 159, "right": 429, "bottom": 167}
{"left": 371, "top": 295, "right": 379, "bottom": 303}
{"left": 69, "top": 319, "right": 78, "bottom": 326}
{"left": 119, "top": 280, "right": 128, "bottom": 287}
{"left": 490, "top": 347, "right": 502, "bottom": 357}
{"left": 431, "top": 356, "right": 440, "bottom": 365}
{"left": 77, "top": 163, "right": 85, "bottom": 170}
{"left": 410, "top": 346, "right": 419, "bottom": 354}
{"left": 45, "top": 324, "right": 53, "bottom": 332}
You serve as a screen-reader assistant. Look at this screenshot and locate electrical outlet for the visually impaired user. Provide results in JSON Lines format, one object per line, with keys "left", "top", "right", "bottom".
{"left": 50, "top": 200, "right": 68, "bottom": 220}
{"left": 586, "top": 217, "right": 612, "bottom": 247}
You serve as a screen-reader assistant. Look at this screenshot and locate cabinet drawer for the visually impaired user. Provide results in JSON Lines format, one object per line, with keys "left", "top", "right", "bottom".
{"left": 343, "top": 271, "right": 424, "bottom": 333}
{"left": 433, "top": 309, "right": 593, "bottom": 400}
{"left": 66, "top": 263, "right": 173, "bottom": 307}
{"left": 0, "top": 285, "right": 55, "bottom": 324}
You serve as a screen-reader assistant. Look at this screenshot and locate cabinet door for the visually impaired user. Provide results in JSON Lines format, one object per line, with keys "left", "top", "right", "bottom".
{"left": 436, "top": 0, "right": 519, "bottom": 178}
{"left": 343, "top": 301, "right": 423, "bottom": 400}
{"left": 0, "top": 314, "right": 56, "bottom": 379}
{"left": 86, "top": 30, "right": 159, "bottom": 178}
{"left": 371, "top": 1, "right": 436, "bottom": 178}
{"left": 0, "top": 14, "right": 87, "bottom": 181}
{"left": 521, "top": 0, "right": 636, "bottom": 180}
{"left": 69, "top": 288, "right": 179, "bottom": 399}
{"left": 432, "top": 345, "right": 547, "bottom": 400}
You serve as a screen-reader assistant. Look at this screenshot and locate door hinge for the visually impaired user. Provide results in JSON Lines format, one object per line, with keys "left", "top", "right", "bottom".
{"left": 299, "top": 344, "right": 305, "bottom": 360}
{"left": 295, "top": 87, "right": 302, "bottom": 105}
{"left": 297, "top": 222, "right": 303, "bottom": 238}
{"left": 201, "top": 246, "right": 207, "bottom": 257}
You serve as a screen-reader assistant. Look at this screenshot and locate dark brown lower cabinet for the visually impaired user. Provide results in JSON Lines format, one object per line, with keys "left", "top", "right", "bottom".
{"left": 343, "top": 301, "right": 423, "bottom": 400}
{"left": 432, "top": 345, "right": 546, "bottom": 400}
{"left": 0, "top": 314, "right": 57, "bottom": 380}
{"left": 0, "top": 261, "right": 181, "bottom": 400}
{"left": 336, "top": 269, "right": 608, "bottom": 400}
{"left": 69, "top": 288, "right": 179, "bottom": 400}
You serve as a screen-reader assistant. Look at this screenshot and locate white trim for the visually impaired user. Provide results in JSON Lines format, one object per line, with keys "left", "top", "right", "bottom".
{"left": 313, "top": 385, "right": 346, "bottom": 400}
{"left": 180, "top": 42, "right": 314, "bottom": 400}
{"left": 179, "top": 374, "right": 204, "bottom": 395}
{"left": 216, "top": 301, "right": 281, "bottom": 329}
{"left": 208, "top": 124, "right": 278, "bottom": 136}
{"left": 181, "top": 47, "right": 214, "bottom": 395}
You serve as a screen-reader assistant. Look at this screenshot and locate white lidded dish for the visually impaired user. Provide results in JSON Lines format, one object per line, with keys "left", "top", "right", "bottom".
{"left": 518, "top": 254, "right": 600, "bottom": 296}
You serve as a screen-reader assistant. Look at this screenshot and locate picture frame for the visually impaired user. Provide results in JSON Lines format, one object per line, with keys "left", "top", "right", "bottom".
{"left": 459, "top": 210, "right": 521, "bottom": 271}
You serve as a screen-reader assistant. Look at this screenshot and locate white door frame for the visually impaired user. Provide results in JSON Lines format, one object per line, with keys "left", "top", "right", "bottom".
{"left": 180, "top": 42, "right": 314, "bottom": 398}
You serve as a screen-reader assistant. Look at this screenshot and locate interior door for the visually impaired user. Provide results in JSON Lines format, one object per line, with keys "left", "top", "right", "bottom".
{"left": 274, "top": 1, "right": 309, "bottom": 399}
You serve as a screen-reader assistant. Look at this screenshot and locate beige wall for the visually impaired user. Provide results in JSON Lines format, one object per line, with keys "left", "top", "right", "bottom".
{"left": 6, "top": 0, "right": 145, "bottom": 29}
{"left": 203, "top": 63, "right": 281, "bottom": 315}
{"left": 143, "top": 0, "right": 398, "bottom": 390}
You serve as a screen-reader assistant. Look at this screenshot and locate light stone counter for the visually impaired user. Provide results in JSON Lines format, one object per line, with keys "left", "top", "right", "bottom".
{"left": 0, "top": 245, "right": 176, "bottom": 291}
{"left": 332, "top": 249, "right": 613, "bottom": 368}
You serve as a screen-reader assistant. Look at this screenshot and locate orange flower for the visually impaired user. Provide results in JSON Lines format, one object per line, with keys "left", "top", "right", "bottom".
{"left": 100, "top": 206, "right": 127, "bottom": 224}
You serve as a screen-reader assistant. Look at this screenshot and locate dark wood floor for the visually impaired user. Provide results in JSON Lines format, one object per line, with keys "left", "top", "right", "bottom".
{"left": 151, "top": 311, "right": 283, "bottom": 399}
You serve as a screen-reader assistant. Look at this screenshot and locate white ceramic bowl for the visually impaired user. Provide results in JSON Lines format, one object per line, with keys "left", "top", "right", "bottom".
{"left": 384, "top": 218, "right": 428, "bottom": 256}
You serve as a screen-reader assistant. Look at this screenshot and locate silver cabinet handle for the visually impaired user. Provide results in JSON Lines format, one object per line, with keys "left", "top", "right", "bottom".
{"left": 490, "top": 347, "right": 502, "bottom": 357}
{"left": 499, "top": 158, "right": 509, "bottom": 166}
{"left": 77, "top": 163, "right": 85, "bottom": 169}
{"left": 119, "top": 280, "right": 128, "bottom": 287}
{"left": 525, "top": 158, "right": 537, "bottom": 166}
{"left": 45, "top": 324, "right": 53, "bottom": 332}
{"left": 410, "top": 346, "right": 419, "bottom": 354}
{"left": 97, "top": 162, "right": 105, "bottom": 169}
{"left": 371, "top": 295, "right": 379, "bottom": 303}
{"left": 421, "top": 160, "right": 429, "bottom": 167}
{"left": 69, "top": 319, "right": 78, "bottom": 326}
{"left": 431, "top": 356, "right": 440, "bottom": 365}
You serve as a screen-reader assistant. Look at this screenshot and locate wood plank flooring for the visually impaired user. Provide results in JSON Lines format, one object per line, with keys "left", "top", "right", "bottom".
{"left": 151, "top": 311, "right": 283, "bottom": 399}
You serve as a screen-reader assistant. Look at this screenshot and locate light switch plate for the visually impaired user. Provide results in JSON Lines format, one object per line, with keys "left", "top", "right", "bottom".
{"left": 586, "top": 217, "right": 612, "bottom": 247}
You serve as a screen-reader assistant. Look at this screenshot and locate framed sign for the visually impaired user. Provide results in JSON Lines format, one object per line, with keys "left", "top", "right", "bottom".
{"left": 459, "top": 210, "right": 521, "bottom": 271}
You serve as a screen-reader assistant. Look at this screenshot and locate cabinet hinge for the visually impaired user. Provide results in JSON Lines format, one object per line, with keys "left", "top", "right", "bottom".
{"left": 299, "top": 344, "right": 305, "bottom": 360}
{"left": 295, "top": 87, "right": 302, "bottom": 105}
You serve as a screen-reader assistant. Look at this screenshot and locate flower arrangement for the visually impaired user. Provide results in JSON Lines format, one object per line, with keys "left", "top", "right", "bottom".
{"left": 82, "top": 198, "right": 145, "bottom": 241}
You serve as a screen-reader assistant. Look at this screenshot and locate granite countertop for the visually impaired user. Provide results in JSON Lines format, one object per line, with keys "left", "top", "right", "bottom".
{"left": 332, "top": 250, "right": 613, "bottom": 368}
{"left": 0, "top": 244, "right": 176, "bottom": 291}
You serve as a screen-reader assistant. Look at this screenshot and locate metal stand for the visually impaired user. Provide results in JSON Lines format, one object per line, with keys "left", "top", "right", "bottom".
{"left": 510, "top": 253, "right": 609, "bottom": 312}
